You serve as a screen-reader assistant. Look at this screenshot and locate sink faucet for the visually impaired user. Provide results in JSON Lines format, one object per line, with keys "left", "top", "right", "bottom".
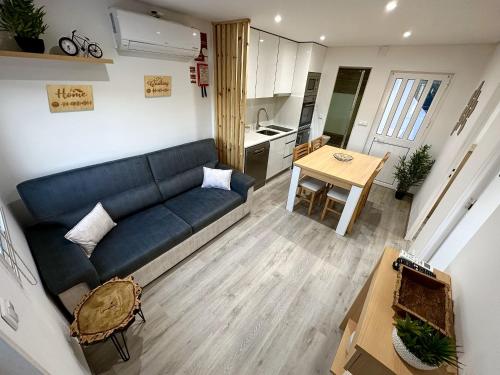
{"left": 256, "top": 108, "right": 269, "bottom": 130}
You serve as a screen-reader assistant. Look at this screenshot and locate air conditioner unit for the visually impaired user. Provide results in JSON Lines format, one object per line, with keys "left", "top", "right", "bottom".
{"left": 109, "top": 8, "right": 200, "bottom": 61}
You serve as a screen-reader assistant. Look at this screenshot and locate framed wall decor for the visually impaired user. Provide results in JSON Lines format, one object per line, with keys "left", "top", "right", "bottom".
{"left": 144, "top": 75, "right": 171, "bottom": 97}
{"left": 46, "top": 85, "right": 94, "bottom": 113}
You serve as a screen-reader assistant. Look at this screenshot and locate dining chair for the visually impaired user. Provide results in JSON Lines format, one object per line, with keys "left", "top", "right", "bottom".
{"left": 293, "top": 143, "right": 326, "bottom": 216}
{"left": 309, "top": 137, "right": 323, "bottom": 153}
{"left": 321, "top": 152, "right": 391, "bottom": 230}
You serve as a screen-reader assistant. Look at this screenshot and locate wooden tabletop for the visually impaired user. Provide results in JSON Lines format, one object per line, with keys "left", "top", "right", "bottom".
{"left": 294, "top": 145, "right": 382, "bottom": 187}
{"left": 70, "top": 276, "right": 142, "bottom": 345}
{"left": 352, "top": 248, "right": 455, "bottom": 375}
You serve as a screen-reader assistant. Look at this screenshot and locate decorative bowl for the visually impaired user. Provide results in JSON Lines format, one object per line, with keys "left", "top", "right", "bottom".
{"left": 333, "top": 153, "right": 353, "bottom": 162}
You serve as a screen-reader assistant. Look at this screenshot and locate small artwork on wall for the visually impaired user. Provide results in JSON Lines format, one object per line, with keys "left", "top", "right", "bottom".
{"left": 46, "top": 85, "right": 94, "bottom": 113}
{"left": 450, "top": 81, "right": 484, "bottom": 136}
{"left": 144, "top": 75, "right": 171, "bottom": 98}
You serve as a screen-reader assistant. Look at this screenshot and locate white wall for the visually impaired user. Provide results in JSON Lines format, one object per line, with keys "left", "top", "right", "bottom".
{"left": 314, "top": 44, "right": 495, "bottom": 154}
{"left": 445, "top": 203, "right": 500, "bottom": 375}
{"left": 0, "top": 198, "right": 90, "bottom": 374}
{"left": 0, "top": 0, "right": 214, "bottom": 207}
{"left": 408, "top": 43, "right": 500, "bottom": 237}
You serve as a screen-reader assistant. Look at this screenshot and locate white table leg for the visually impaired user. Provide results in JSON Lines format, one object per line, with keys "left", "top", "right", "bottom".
{"left": 336, "top": 185, "right": 363, "bottom": 236}
{"left": 286, "top": 166, "right": 301, "bottom": 212}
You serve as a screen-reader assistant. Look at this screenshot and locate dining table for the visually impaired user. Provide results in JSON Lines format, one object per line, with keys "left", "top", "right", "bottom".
{"left": 285, "top": 145, "right": 383, "bottom": 236}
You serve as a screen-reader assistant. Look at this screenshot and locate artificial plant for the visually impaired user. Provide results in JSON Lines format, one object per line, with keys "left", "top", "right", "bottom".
{"left": 393, "top": 144, "right": 435, "bottom": 195}
{"left": 0, "top": 0, "right": 48, "bottom": 39}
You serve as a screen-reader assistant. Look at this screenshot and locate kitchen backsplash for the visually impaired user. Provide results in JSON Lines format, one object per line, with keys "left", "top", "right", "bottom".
{"left": 246, "top": 97, "right": 287, "bottom": 125}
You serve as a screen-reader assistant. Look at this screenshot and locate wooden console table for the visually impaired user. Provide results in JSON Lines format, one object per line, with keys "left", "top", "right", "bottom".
{"left": 331, "top": 247, "right": 457, "bottom": 375}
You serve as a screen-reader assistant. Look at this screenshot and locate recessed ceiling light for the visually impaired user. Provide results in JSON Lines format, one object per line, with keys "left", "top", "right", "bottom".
{"left": 385, "top": 0, "right": 398, "bottom": 12}
{"left": 192, "top": 32, "right": 197, "bottom": 36}
{"left": 274, "top": 14, "right": 282, "bottom": 23}
{"left": 403, "top": 30, "right": 412, "bottom": 38}
{"left": 259, "top": 39, "right": 264, "bottom": 43}
{"left": 156, "top": 31, "right": 161, "bottom": 34}
{"left": 320, "top": 35, "right": 326, "bottom": 41}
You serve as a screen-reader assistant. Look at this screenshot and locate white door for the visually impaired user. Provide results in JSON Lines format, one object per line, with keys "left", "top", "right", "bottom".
{"left": 365, "top": 71, "right": 451, "bottom": 188}
{"left": 255, "top": 31, "right": 279, "bottom": 98}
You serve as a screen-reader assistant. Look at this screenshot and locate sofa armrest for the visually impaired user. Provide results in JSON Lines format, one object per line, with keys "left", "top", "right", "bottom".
{"left": 217, "top": 163, "right": 255, "bottom": 201}
{"left": 26, "top": 224, "right": 100, "bottom": 296}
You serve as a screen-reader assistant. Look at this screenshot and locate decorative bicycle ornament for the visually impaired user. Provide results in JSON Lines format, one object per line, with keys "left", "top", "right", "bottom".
{"left": 59, "top": 30, "right": 103, "bottom": 58}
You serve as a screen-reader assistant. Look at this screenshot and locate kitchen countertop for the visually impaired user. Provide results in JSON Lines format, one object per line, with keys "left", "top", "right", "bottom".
{"left": 244, "top": 125, "right": 297, "bottom": 148}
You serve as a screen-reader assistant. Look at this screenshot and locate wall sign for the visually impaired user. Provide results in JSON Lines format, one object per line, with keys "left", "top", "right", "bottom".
{"left": 47, "top": 85, "right": 94, "bottom": 113}
{"left": 144, "top": 75, "right": 171, "bottom": 97}
{"left": 450, "top": 81, "right": 484, "bottom": 136}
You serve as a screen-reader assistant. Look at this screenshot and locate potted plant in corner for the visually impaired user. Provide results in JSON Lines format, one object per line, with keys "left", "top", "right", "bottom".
{"left": 393, "top": 315, "right": 461, "bottom": 370}
{"left": 393, "top": 144, "right": 435, "bottom": 200}
{"left": 0, "top": 0, "right": 48, "bottom": 53}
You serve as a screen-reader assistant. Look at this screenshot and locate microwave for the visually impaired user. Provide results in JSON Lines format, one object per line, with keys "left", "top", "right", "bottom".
{"left": 304, "top": 72, "right": 321, "bottom": 96}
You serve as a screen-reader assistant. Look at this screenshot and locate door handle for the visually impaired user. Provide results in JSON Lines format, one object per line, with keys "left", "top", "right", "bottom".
{"left": 253, "top": 148, "right": 265, "bottom": 155}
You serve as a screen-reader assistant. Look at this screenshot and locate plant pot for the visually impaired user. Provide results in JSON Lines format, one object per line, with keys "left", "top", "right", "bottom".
{"left": 395, "top": 190, "right": 406, "bottom": 200}
{"left": 14, "top": 36, "right": 45, "bottom": 53}
{"left": 392, "top": 328, "right": 439, "bottom": 371}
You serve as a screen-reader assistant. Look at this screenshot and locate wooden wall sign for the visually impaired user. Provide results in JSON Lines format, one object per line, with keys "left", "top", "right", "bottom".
{"left": 47, "top": 85, "right": 94, "bottom": 113}
{"left": 450, "top": 80, "right": 484, "bottom": 136}
{"left": 144, "top": 75, "right": 171, "bottom": 97}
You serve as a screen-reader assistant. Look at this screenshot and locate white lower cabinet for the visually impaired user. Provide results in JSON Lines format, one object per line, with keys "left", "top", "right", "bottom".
{"left": 266, "top": 133, "right": 297, "bottom": 179}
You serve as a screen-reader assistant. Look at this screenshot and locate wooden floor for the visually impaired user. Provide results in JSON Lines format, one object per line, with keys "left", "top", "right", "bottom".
{"left": 85, "top": 171, "right": 411, "bottom": 375}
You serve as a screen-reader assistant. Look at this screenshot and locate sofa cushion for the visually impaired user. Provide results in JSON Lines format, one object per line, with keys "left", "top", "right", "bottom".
{"left": 164, "top": 187, "right": 243, "bottom": 233}
{"left": 17, "top": 155, "right": 162, "bottom": 228}
{"left": 90, "top": 205, "right": 192, "bottom": 281}
{"left": 147, "top": 139, "right": 219, "bottom": 200}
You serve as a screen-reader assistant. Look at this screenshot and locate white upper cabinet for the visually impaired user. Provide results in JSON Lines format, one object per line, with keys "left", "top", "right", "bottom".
{"left": 247, "top": 28, "right": 259, "bottom": 99}
{"left": 274, "top": 38, "right": 298, "bottom": 95}
{"left": 255, "top": 31, "right": 279, "bottom": 98}
{"left": 309, "top": 44, "right": 327, "bottom": 73}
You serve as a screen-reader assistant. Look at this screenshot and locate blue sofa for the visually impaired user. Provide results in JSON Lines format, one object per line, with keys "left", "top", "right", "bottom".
{"left": 17, "top": 139, "right": 255, "bottom": 312}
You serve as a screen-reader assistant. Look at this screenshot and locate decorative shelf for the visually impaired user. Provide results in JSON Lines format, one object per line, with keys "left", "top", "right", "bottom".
{"left": 0, "top": 50, "right": 113, "bottom": 64}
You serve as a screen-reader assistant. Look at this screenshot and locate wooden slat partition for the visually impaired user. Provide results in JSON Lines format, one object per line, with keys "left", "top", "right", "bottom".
{"left": 213, "top": 19, "right": 250, "bottom": 171}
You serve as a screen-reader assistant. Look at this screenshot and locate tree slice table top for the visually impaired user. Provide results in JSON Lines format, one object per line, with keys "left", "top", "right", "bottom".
{"left": 70, "top": 276, "right": 142, "bottom": 345}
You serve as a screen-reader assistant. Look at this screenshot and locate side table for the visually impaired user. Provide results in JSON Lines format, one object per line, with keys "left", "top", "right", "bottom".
{"left": 70, "top": 276, "right": 145, "bottom": 361}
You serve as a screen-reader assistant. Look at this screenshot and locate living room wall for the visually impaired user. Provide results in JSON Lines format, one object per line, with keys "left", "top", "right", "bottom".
{"left": 0, "top": 0, "right": 214, "bottom": 213}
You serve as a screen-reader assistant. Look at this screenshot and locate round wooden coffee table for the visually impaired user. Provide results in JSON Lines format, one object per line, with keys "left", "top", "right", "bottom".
{"left": 70, "top": 276, "right": 145, "bottom": 361}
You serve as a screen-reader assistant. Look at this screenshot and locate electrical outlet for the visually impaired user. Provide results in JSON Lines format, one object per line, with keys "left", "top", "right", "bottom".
{"left": 0, "top": 299, "right": 18, "bottom": 331}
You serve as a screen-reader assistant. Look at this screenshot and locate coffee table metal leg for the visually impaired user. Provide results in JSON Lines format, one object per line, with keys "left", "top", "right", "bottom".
{"left": 137, "top": 307, "right": 146, "bottom": 323}
{"left": 110, "top": 331, "right": 130, "bottom": 361}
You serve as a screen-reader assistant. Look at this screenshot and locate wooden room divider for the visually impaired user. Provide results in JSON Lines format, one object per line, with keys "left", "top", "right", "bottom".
{"left": 213, "top": 19, "right": 250, "bottom": 171}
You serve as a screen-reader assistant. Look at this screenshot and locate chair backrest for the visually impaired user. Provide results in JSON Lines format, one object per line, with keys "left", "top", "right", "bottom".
{"left": 375, "top": 152, "right": 391, "bottom": 174}
{"left": 293, "top": 143, "right": 309, "bottom": 162}
{"left": 309, "top": 137, "right": 322, "bottom": 152}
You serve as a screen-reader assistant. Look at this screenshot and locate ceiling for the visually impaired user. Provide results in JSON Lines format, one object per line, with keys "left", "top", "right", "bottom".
{"left": 140, "top": 0, "right": 500, "bottom": 47}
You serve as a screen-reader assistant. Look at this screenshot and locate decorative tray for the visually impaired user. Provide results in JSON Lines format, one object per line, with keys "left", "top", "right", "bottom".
{"left": 333, "top": 153, "right": 353, "bottom": 162}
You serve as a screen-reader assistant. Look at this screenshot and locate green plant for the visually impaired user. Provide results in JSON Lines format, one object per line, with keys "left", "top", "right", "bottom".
{"left": 393, "top": 144, "right": 435, "bottom": 193}
{"left": 0, "top": 0, "right": 48, "bottom": 38}
{"left": 395, "top": 315, "right": 461, "bottom": 368}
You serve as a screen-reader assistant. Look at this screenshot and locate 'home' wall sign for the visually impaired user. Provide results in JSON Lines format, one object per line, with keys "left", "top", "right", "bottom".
{"left": 46, "top": 85, "right": 94, "bottom": 113}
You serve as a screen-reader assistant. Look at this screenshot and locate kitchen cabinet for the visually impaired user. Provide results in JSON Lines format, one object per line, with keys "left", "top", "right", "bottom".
{"left": 266, "top": 132, "right": 297, "bottom": 179}
{"left": 274, "top": 38, "right": 298, "bottom": 95}
{"left": 247, "top": 28, "right": 259, "bottom": 99}
{"left": 255, "top": 31, "right": 279, "bottom": 98}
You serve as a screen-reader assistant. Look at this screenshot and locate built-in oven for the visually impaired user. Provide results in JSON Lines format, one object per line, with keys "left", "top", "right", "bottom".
{"left": 299, "top": 97, "right": 316, "bottom": 126}
{"left": 304, "top": 72, "right": 321, "bottom": 97}
{"left": 295, "top": 124, "right": 311, "bottom": 146}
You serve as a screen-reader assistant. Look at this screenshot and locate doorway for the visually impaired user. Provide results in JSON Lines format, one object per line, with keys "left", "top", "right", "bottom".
{"left": 323, "top": 67, "right": 371, "bottom": 148}
{"left": 366, "top": 71, "right": 451, "bottom": 189}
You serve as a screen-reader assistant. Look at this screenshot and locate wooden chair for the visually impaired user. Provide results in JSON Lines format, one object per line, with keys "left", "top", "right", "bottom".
{"left": 293, "top": 143, "right": 326, "bottom": 216}
{"left": 309, "top": 137, "right": 323, "bottom": 153}
{"left": 321, "top": 152, "right": 391, "bottom": 230}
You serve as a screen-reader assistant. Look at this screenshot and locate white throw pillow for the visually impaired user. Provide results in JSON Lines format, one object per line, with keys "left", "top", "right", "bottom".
{"left": 201, "top": 167, "right": 232, "bottom": 191}
{"left": 64, "top": 202, "right": 116, "bottom": 257}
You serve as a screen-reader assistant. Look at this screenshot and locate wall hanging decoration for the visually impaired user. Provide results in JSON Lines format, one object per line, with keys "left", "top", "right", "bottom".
{"left": 59, "top": 30, "right": 103, "bottom": 58}
{"left": 46, "top": 85, "right": 94, "bottom": 113}
{"left": 144, "top": 75, "right": 171, "bottom": 98}
{"left": 189, "top": 66, "right": 197, "bottom": 84}
{"left": 0, "top": 0, "right": 48, "bottom": 53}
{"left": 197, "top": 63, "right": 209, "bottom": 97}
{"left": 450, "top": 80, "right": 484, "bottom": 136}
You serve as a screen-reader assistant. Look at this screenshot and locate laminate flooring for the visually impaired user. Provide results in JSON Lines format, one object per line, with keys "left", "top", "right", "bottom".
{"left": 85, "top": 171, "right": 411, "bottom": 375}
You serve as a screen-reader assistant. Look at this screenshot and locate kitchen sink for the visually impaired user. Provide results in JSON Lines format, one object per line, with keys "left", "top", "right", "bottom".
{"left": 256, "top": 129, "right": 279, "bottom": 136}
{"left": 266, "top": 125, "right": 293, "bottom": 132}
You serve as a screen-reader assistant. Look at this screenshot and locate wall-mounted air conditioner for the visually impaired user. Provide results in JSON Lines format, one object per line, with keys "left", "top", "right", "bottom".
{"left": 109, "top": 8, "right": 200, "bottom": 61}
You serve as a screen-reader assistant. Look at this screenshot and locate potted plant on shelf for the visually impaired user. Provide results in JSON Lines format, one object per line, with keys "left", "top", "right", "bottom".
{"left": 393, "top": 144, "right": 435, "bottom": 200}
{"left": 393, "top": 315, "right": 461, "bottom": 371}
{"left": 0, "top": 0, "right": 48, "bottom": 53}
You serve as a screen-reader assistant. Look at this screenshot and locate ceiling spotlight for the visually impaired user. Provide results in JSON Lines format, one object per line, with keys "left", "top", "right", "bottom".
{"left": 192, "top": 32, "right": 197, "bottom": 36}
{"left": 274, "top": 14, "right": 282, "bottom": 23}
{"left": 259, "top": 39, "right": 264, "bottom": 43}
{"left": 403, "top": 30, "right": 412, "bottom": 38}
{"left": 385, "top": 0, "right": 398, "bottom": 12}
{"left": 320, "top": 35, "right": 326, "bottom": 41}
